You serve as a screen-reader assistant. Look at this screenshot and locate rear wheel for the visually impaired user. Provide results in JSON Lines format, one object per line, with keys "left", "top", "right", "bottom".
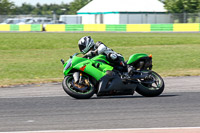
{"left": 62, "top": 74, "right": 95, "bottom": 99}
{"left": 136, "top": 71, "right": 164, "bottom": 97}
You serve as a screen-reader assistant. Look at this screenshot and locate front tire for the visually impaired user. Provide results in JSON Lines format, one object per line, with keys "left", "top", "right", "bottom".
{"left": 62, "top": 75, "right": 95, "bottom": 99}
{"left": 136, "top": 71, "right": 164, "bottom": 97}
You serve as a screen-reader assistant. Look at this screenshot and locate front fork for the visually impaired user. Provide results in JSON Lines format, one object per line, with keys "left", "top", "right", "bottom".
{"left": 73, "top": 72, "right": 83, "bottom": 84}
{"left": 73, "top": 72, "right": 80, "bottom": 83}
{"left": 73, "top": 72, "right": 90, "bottom": 86}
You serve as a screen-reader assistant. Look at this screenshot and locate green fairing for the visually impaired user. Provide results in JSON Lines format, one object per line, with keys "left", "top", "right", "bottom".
{"left": 127, "top": 53, "right": 148, "bottom": 64}
{"left": 91, "top": 54, "right": 110, "bottom": 64}
{"left": 63, "top": 59, "right": 73, "bottom": 75}
{"left": 63, "top": 54, "right": 113, "bottom": 81}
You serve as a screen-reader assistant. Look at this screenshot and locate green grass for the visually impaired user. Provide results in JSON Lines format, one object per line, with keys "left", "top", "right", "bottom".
{"left": 0, "top": 32, "right": 200, "bottom": 86}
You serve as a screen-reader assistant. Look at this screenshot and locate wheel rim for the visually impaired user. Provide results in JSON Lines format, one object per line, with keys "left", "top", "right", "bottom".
{"left": 66, "top": 76, "right": 94, "bottom": 94}
{"left": 140, "top": 72, "right": 163, "bottom": 91}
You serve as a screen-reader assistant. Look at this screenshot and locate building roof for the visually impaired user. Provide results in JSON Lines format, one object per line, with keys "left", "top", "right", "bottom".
{"left": 77, "top": 0, "right": 166, "bottom": 14}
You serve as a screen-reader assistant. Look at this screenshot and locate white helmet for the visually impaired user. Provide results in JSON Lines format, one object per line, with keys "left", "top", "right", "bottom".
{"left": 78, "top": 36, "right": 95, "bottom": 54}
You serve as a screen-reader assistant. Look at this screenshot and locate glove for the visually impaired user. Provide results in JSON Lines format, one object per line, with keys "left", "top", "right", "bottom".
{"left": 86, "top": 51, "right": 92, "bottom": 56}
{"left": 86, "top": 51, "right": 96, "bottom": 57}
{"left": 110, "top": 53, "right": 117, "bottom": 60}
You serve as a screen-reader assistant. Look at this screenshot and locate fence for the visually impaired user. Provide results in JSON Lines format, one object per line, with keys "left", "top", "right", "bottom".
{"left": 0, "top": 15, "right": 52, "bottom": 23}
{"left": 0, "top": 23, "right": 200, "bottom": 32}
{"left": 172, "top": 13, "right": 200, "bottom": 23}
{"left": 118, "top": 12, "right": 200, "bottom": 24}
{"left": 1, "top": 13, "right": 200, "bottom": 24}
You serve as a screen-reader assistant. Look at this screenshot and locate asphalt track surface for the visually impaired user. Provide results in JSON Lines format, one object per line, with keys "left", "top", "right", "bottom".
{"left": 0, "top": 76, "right": 200, "bottom": 132}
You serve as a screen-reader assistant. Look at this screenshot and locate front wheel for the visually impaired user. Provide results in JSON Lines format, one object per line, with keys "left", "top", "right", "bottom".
{"left": 136, "top": 71, "right": 164, "bottom": 97}
{"left": 62, "top": 75, "right": 95, "bottom": 99}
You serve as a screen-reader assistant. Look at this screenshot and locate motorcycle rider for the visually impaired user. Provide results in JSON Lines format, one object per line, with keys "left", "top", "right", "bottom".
{"left": 78, "top": 36, "right": 126, "bottom": 71}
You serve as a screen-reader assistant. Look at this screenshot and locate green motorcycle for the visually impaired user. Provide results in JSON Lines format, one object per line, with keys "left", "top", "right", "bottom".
{"left": 61, "top": 53, "right": 164, "bottom": 99}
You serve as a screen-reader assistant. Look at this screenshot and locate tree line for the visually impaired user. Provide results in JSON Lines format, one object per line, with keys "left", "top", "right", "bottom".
{"left": 159, "top": 0, "right": 200, "bottom": 13}
{"left": 0, "top": 0, "right": 200, "bottom": 15}
{"left": 0, "top": 0, "right": 92, "bottom": 15}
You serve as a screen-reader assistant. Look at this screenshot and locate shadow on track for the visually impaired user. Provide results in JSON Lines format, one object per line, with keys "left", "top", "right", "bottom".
{"left": 89, "top": 94, "right": 179, "bottom": 100}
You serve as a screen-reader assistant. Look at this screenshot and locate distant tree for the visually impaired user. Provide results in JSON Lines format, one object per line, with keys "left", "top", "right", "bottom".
{"left": 0, "top": 0, "right": 15, "bottom": 15}
{"left": 3, "top": 0, "right": 91, "bottom": 15}
{"left": 57, "top": 2, "right": 69, "bottom": 15}
{"left": 159, "top": 0, "right": 200, "bottom": 13}
{"left": 17, "top": 3, "right": 35, "bottom": 14}
{"left": 32, "top": 3, "right": 69, "bottom": 15}
{"left": 159, "top": 0, "right": 200, "bottom": 22}
{"left": 68, "top": 0, "right": 92, "bottom": 14}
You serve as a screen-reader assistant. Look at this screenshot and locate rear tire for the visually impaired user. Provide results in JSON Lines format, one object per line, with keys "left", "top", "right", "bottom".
{"left": 62, "top": 75, "right": 95, "bottom": 99}
{"left": 136, "top": 71, "right": 164, "bottom": 97}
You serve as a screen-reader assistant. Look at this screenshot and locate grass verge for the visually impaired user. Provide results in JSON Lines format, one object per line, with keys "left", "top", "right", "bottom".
{"left": 0, "top": 32, "right": 200, "bottom": 87}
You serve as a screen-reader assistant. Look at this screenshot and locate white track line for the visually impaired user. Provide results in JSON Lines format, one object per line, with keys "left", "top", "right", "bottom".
{"left": 2, "top": 127, "right": 200, "bottom": 133}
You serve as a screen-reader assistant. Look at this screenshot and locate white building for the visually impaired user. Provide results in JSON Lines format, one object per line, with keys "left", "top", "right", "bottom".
{"left": 77, "top": 0, "right": 171, "bottom": 24}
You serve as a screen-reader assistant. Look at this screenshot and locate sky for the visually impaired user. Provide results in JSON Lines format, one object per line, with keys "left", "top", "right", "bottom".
{"left": 10, "top": 0, "right": 74, "bottom": 6}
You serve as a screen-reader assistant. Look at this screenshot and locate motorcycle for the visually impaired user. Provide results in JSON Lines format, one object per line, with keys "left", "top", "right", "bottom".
{"left": 61, "top": 52, "right": 164, "bottom": 99}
